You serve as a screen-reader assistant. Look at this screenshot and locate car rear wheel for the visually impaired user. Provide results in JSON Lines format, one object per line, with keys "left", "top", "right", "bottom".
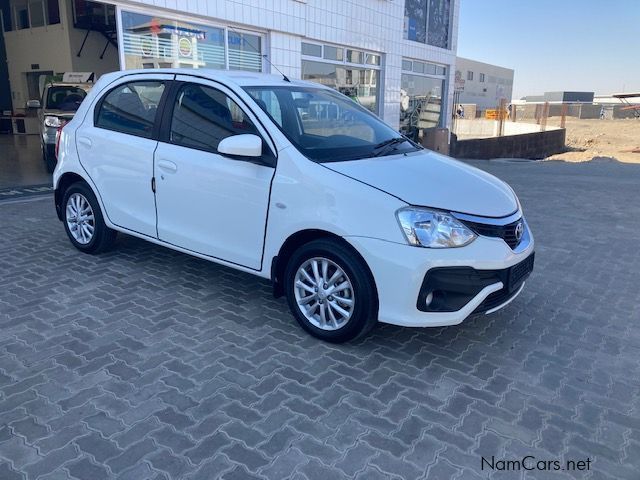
{"left": 62, "top": 182, "right": 116, "bottom": 254}
{"left": 284, "top": 238, "right": 378, "bottom": 343}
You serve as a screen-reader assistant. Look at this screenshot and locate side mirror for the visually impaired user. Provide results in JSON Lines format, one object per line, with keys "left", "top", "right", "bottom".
{"left": 26, "top": 99, "right": 41, "bottom": 109}
{"left": 218, "top": 134, "right": 262, "bottom": 158}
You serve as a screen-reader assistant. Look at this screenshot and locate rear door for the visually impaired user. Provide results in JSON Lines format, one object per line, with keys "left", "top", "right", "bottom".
{"left": 76, "top": 74, "right": 172, "bottom": 237}
{"left": 153, "top": 76, "right": 276, "bottom": 269}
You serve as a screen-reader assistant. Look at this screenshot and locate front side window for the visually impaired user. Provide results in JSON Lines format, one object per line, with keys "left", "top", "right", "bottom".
{"left": 245, "top": 86, "right": 419, "bottom": 163}
{"left": 170, "top": 83, "right": 258, "bottom": 152}
{"left": 248, "top": 89, "right": 283, "bottom": 127}
{"left": 95, "top": 81, "right": 165, "bottom": 138}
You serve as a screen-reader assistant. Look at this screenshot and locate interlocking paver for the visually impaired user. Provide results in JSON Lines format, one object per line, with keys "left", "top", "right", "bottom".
{"left": 1, "top": 160, "right": 639, "bottom": 479}
{"left": 74, "top": 432, "right": 121, "bottom": 463}
{"left": 66, "top": 457, "right": 110, "bottom": 480}
{"left": 184, "top": 432, "right": 229, "bottom": 465}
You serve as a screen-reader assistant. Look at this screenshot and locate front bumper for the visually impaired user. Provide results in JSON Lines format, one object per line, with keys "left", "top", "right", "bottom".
{"left": 345, "top": 229, "right": 535, "bottom": 328}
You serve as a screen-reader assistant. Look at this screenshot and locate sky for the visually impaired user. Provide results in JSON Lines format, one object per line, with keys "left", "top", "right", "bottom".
{"left": 456, "top": 0, "right": 640, "bottom": 99}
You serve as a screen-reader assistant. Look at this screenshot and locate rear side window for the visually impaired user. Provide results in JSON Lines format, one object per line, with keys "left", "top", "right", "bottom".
{"left": 95, "top": 81, "right": 166, "bottom": 138}
{"left": 170, "top": 83, "right": 258, "bottom": 152}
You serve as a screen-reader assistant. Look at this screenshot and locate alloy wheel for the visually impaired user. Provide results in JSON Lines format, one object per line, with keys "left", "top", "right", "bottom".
{"left": 66, "top": 193, "right": 95, "bottom": 245}
{"left": 293, "top": 257, "right": 355, "bottom": 330}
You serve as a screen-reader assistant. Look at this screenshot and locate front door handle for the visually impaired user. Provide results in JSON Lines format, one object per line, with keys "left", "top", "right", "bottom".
{"left": 157, "top": 159, "right": 178, "bottom": 173}
{"left": 78, "top": 137, "right": 92, "bottom": 148}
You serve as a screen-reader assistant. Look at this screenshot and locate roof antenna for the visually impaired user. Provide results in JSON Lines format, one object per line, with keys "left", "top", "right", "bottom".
{"left": 227, "top": 26, "right": 291, "bottom": 82}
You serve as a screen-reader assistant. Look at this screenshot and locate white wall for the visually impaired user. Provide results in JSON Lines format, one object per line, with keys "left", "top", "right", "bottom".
{"left": 4, "top": 22, "right": 74, "bottom": 108}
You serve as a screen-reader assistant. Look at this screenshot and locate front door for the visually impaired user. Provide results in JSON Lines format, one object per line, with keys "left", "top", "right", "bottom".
{"left": 76, "top": 74, "right": 171, "bottom": 237}
{"left": 154, "top": 76, "right": 276, "bottom": 270}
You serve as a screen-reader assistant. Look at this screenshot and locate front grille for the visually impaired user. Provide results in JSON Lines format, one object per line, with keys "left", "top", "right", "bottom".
{"left": 473, "top": 286, "right": 519, "bottom": 314}
{"left": 472, "top": 253, "right": 534, "bottom": 314}
{"left": 461, "top": 218, "right": 523, "bottom": 249}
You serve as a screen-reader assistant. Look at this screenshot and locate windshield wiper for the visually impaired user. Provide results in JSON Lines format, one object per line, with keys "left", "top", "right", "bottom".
{"left": 371, "top": 137, "right": 411, "bottom": 157}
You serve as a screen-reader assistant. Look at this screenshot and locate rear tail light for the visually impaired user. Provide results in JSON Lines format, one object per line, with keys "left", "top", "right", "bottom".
{"left": 54, "top": 120, "right": 68, "bottom": 160}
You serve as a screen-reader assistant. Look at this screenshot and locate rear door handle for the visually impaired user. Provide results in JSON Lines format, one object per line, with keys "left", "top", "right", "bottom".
{"left": 78, "top": 137, "right": 92, "bottom": 148}
{"left": 157, "top": 159, "right": 178, "bottom": 173}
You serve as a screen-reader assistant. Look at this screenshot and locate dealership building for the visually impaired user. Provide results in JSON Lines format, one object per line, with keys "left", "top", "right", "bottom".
{"left": 0, "top": 0, "right": 459, "bottom": 133}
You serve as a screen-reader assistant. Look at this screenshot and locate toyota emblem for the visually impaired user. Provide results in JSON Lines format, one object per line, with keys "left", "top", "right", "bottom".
{"left": 515, "top": 221, "right": 524, "bottom": 242}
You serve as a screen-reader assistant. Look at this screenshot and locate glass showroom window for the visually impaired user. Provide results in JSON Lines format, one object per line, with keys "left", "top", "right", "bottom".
{"left": 404, "top": 0, "right": 451, "bottom": 49}
{"left": 400, "top": 59, "right": 446, "bottom": 139}
{"left": 1, "top": 0, "right": 58, "bottom": 32}
{"left": 301, "top": 42, "right": 382, "bottom": 115}
{"left": 228, "top": 31, "right": 262, "bottom": 72}
{"left": 120, "top": 10, "right": 262, "bottom": 72}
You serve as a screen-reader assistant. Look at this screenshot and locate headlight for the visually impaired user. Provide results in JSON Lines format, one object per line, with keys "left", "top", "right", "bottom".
{"left": 44, "top": 116, "right": 62, "bottom": 128}
{"left": 396, "top": 207, "right": 476, "bottom": 248}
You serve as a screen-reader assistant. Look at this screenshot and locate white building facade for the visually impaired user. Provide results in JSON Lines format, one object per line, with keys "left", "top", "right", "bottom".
{"left": 455, "top": 56, "right": 514, "bottom": 114}
{"left": 2, "top": 0, "right": 459, "bottom": 132}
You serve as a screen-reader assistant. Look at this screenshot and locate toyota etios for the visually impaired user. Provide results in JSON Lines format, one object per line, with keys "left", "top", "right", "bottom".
{"left": 54, "top": 69, "right": 534, "bottom": 343}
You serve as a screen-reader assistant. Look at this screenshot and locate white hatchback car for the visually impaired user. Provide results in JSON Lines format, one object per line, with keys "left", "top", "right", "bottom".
{"left": 54, "top": 69, "right": 534, "bottom": 342}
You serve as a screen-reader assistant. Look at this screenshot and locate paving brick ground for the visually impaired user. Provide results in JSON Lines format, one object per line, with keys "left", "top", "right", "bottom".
{"left": 0, "top": 158, "right": 639, "bottom": 479}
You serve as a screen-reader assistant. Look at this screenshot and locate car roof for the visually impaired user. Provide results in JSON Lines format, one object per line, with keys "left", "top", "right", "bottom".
{"left": 110, "top": 68, "right": 330, "bottom": 89}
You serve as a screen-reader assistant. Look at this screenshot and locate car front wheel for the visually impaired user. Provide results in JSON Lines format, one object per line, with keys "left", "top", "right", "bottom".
{"left": 62, "top": 182, "right": 116, "bottom": 254}
{"left": 284, "top": 239, "right": 378, "bottom": 343}
{"left": 42, "top": 143, "right": 56, "bottom": 173}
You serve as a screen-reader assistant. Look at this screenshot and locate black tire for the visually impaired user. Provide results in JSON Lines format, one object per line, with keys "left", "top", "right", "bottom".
{"left": 284, "top": 238, "right": 378, "bottom": 343}
{"left": 61, "top": 181, "right": 117, "bottom": 254}
{"left": 42, "top": 143, "right": 56, "bottom": 173}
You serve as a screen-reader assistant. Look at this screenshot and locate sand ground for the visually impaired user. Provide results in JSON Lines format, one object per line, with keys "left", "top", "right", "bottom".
{"left": 544, "top": 118, "right": 640, "bottom": 163}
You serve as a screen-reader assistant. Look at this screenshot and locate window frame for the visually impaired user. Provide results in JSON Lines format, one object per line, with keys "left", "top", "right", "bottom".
{"left": 117, "top": 6, "right": 266, "bottom": 73}
{"left": 403, "top": 0, "right": 453, "bottom": 50}
{"left": 158, "top": 79, "right": 277, "bottom": 166}
{"left": 401, "top": 58, "right": 447, "bottom": 78}
{"left": 400, "top": 57, "right": 448, "bottom": 130}
{"left": 300, "top": 41, "right": 383, "bottom": 117}
{"left": 93, "top": 79, "right": 170, "bottom": 140}
{"left": 300, "top": 41, "right": 382, "bottom": 71}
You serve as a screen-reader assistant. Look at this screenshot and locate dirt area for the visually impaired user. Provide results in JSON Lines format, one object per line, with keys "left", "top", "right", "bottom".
{"left": 545, "top": 118, "right": 640, "bottom": 163}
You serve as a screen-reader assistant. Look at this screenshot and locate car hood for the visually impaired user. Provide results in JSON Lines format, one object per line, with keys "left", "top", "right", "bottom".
{"left": 324, "top": 150, "right": 519, "bottom": 217}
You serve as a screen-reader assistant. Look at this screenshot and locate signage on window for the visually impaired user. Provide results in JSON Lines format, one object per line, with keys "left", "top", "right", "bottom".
{"left": 179, "top": 37, "right": 193, "bottom": 57}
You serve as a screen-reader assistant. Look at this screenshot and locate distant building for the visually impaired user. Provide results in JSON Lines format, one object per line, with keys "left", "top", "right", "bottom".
{"left": 522, "top": 91, "right": 594, "bottom": 103}
{"left": 454, "top": 57, "right": 514, "bottom": 113}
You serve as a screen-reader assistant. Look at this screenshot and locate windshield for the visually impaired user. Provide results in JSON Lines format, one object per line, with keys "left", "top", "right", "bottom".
{"left": 46, "top": 86, "right": 88, "bottom": 112}
{"left": 244, "top": 86, "right": 420, "bottom": 162}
